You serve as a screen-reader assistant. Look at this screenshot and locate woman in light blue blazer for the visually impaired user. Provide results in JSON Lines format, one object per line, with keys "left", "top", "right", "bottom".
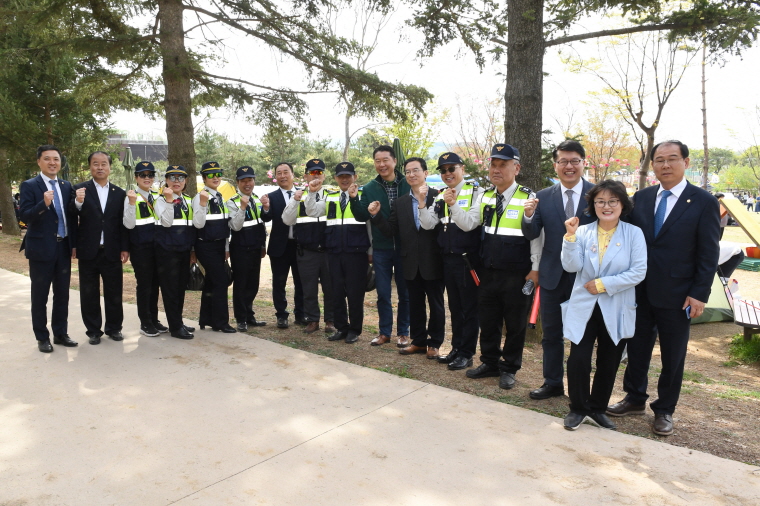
{"left": 560, "top": 180, "right": 647, "bottom": 431}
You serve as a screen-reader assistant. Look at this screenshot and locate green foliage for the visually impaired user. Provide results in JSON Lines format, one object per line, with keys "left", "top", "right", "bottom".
{"left": 717, "top": 164, "right": 760, "bottom": 192}
{"left": 728, "top": 334, "right": 760, "bottom": 364}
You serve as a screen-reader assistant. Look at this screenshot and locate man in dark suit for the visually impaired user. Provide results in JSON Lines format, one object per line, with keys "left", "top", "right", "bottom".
{"left": 19, "top": 145, "right": 79, "bottom": 353}
{"left": 261, "top": 162, "right": 305, "bottom": 328}
{"left": 370, "top": 157, "right": 445, "bottom": 359}
{"left": 522, "top": 140, "right": 596, "bottom": 400}
{"left": 607, "top": 140, "right": 720, "bottom": 436}
{"left": 72, "top": 151, "right": 130, "bottom": 344}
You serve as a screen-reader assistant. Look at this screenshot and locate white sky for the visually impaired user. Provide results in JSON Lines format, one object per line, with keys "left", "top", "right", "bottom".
{"left": 113, "top": 7, "right": 760, "bottom": 155}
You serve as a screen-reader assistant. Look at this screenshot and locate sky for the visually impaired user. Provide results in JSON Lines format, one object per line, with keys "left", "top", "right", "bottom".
{"left": 112, "top": 8, "right": 760, "bottom": 156}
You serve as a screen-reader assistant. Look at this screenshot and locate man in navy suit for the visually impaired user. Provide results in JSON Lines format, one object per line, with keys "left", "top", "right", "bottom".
{"left": 607, "top": 140, "right": 720, "bottom": 436}
{"left": 522, "top": 140, "right": 595, "bottom": 400}
{"left": 19, "top": 145, "right": 78, "bottom": 353}
{"left": 72, "top": 152, "right": 130, "bottom": 344}
{"left": 261, "top": 162, "right": 305, "bottom": 328}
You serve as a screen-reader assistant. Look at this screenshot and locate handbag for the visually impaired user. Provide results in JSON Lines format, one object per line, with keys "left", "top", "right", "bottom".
{"left": 365, "top": 263, "right": 376, "bottom": 292}
{"left": 186, "top": 263, "right": 205, "bottom": 291}
{"left": 225, "top": 260, "right": 233, "bottom": 286}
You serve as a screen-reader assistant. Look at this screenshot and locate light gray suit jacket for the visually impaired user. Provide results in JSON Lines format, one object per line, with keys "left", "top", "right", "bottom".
{"left": 560, "top": 221, "right": 647, "bottom": 345}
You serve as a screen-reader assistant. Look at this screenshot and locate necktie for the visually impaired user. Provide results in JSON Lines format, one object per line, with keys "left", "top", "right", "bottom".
{"left": 315, "top": 193, "right": 320, "bottom": 202}
{"left": 565, "top": 189, "right": 575, "bottom": 219}
{"left": 49, "top": 180, "right": 66, "bottom": 238}
{"left": 654, "top": 190, "right": 672, "bottom": 237}
{"left": 340, "top": 192, "right": 348, "bottom": 212}
{"left": 148, "top": 193, "right": 154, "bottom": 205}
{"left": 286, "top": 190, "right": 292, "bottom": 200}
{"left": 495, "top": 193, "right": 504, "bottom": 217}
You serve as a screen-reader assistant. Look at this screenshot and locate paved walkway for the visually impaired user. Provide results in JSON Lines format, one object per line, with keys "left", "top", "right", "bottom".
{"left": 1, "top": 268, "right": 758, "bottom": 505}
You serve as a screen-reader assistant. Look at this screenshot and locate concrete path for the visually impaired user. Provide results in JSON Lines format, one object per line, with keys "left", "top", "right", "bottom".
{"left": 1, "top": 268, "right": 758, "bottom": 505}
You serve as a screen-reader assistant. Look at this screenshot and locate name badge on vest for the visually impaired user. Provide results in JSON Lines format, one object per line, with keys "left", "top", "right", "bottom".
{"left": 457, "top": 198, "right": 468, "bottom": 207}
{"left": 506, "top": 209, "right": 519, "bottom": 220}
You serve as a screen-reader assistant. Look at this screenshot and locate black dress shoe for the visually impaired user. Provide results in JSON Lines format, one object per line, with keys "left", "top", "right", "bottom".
{"left": 448, "top": 355, "right": 473, "bottom": 370}
{"left": 153, "top": 321, "right": 169, "bottom": 333}
{"left": 183, "top": 325, "right": 196, "bottom": 333}
{"left": 247, "top": 318, "right": 267, "bottom": 327}
{"left": 140, "top": 325, "right": 160, "bottom": 337}
{"left": 171, "top": 327, "right": 194, "bottom": 340}
{"left": 437, "top": 348, "right": 459, "bottom": 364}
{"left": 606, "top": 399, "right": 646, "bottom": 417}
{"left": 213, "top": 324, "right": 237, "bottom": 334}
{"left": 564, "top": 412, "right": 586, "bottom": 431}
{"left": 499, "top": 372, "right": 516, "bottom": 390}
{"left": 653, "top": 413, "right": 674, "bottom": 436}
{"left": 53, "top": 334, "right": 78, "bottom": 347}
{"left": 89, "top": 335, "right": 101, "bottom": 345}
{"left": 276, "top": 317, "right": 289, "bottom": 329}
{"left": 38, "top": 340, "right": 54, "bottom": 353}
{"left": 327, "top": 331, "right": 347, "bottom": 341}
{"left": 529, "top": 384, "right": 565, "bottom": 400}
{"left": 345, "top": 333, "right": 359, "bottom": 344}
{"left": 199, "top": 324, "right": 207, "bottom": 330}
{"left": 588, "top": 412, "right": 617, "bottom": 430}
{"left": 466, "top": 363, "right": 500, "bottom": 379}
{"left": 237, "top": 321, "right": 248, "bottom": 332}
{"left": 107, "top": 331, "right": 124, "bottom": 341}
{"left": 294, "top": 316, "right": 308, "bottom": 326}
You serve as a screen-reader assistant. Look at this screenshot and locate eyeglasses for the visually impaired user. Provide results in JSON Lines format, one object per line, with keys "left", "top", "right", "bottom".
{"left": 594, "top": 199, "right": 620, "bottom": 208}
{"left": 204, "top": 172, "right": 222, "bottom": 179}
{"left": 308, "top": 170, "right": 323, "bottom": 176}
{"left": 439, "top": 166, "right": 459, "bottom": 174}
{"left": 168, "top": 175, "right": 186, "bottom": 182}
{"left": 136, "top": 172, "right": 155, "bottom": 179}
{"left": 405, "top": 168, "right": 424, "bottom": 176}
{"left": 556, "top": 159, "right": 583, "bottom": 167}
{"left": 652, "top": 157, "right": 684, "bottom": 167}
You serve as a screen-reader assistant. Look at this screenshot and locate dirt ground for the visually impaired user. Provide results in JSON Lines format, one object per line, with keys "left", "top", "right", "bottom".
{"left": 2, "top": 225, "right": 759, "bottom": 466}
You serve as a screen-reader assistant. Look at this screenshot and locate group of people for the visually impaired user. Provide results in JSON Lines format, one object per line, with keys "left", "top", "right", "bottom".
{"left": 20, "top": 138, "right": 720, "bottom": 438}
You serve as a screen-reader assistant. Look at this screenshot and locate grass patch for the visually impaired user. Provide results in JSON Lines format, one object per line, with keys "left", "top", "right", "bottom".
{"left": 312, "top": 348, "right": 334, "bottom": 358}
{"left": 682, "top": 370, "right": 714, "bottom": 384}
{"left": 728, "top": 334, "right": 760, "bottom": 364}
{"left": 374, "top": 364, "right": 414, "bottom": 378}
{"left": 278, "top": 338, "right": 309, "bottom": 350}
{"left": 122, "top": 266, "right": 134, "bottom": 274}
{"left": 363, "top": 324, "right": 378, "bottom": 335}
{"left": 715, "top": 389, "right": 760, "bottom": 400}
{"left": 721, "top": 360, "right": 740, "bottom": 368}
{"left": 681, "top": 387, "right": 694, "bottom": 395}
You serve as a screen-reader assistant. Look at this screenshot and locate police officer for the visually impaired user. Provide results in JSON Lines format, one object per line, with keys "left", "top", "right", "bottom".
{"left": 305, "top": 162, "right": 371, "bottom": 344}
{"left": 419, "top": 152, "right": 483, "bottom": 370}
{"left": 194, "top": 161, "right": 235, "bottom": 333}
{"left": 123, "top": 161, "right": 168, "bottom": 336}
{"left": 227, "top": 166, "right": 269, "bottom": 332}
{"left": 457, "top": 144, "right": 543, "bottom": 389}
{"left": 154, "top": 165, "right": 196, "bottom": 340}
{"left": 282, "top": 159, "right": 334, "bottom": 334}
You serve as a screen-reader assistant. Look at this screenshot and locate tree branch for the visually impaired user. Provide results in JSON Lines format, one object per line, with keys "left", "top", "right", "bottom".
{"left": 194, "top": 70, "right": 333, "bottom": 94}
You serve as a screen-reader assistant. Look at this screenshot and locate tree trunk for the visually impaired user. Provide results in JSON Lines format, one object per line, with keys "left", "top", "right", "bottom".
{"left": 0, "top": 150, "right": 21, "bottom": 236}
{"left": 639, "top": 134, "right": 655, "bottom": 190}
{"left": 158, "top": 0, "right": 197, "bottom": 195}
{"left": 505, "top": 0, "right": 545, "bottom": 194}
{"left": 701, "top": 44, "right": 709, "bottom": 189}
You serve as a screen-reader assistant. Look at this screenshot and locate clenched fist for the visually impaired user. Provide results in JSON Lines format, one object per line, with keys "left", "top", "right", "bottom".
{"left": 163, "top": 187, "right": 174, "bottom": 201}
{"left": 293, "top": 190, "right": 304, "bottom": 201}
{"left": 347, "top": 183, "right": 358, "bottom": 199}
{"left": 239, "top": 194, "right": 250, "bottom": 210}
{"left": 199, "top": 190, "right": 210, "bottom": 206}
{"left": 127, "top": 189, "right": 137, "bottom": 205}
{"left": 309, "top": 179, "right": 322, "bottom": 193}
{"left": 368, "top": 201, "right": 381, "bottom": 216}
{"left": 564, "top": 216, "right": 579, "bottom": 237}
{"left": 44, "top": 190, "right": 54, "bottom": 207}
{"left": 443, "top": 187, "right": 457, "bottom": 206}
{"left": 76, "top": 187, "right": 86, "bottom": 203}
{"left": 524, "top": 198, "right": 539, "bottom": 218}
{"left": 418, "top": 185, "right": 429, "bottom": 207}
{"left": 260, "top": 193, "right": 270, "bottom": 211}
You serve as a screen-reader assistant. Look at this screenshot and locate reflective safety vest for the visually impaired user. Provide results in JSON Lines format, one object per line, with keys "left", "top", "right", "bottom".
{"left": 479, "top": 185, "right": 532, "bottom": 269}
{"left": 434, "top": 184, "right": 480, "bottom": 255}
{"left": 294, "top": 191, "right": 326, "bottom": 251}
{"left": 197, "top": 190, "right": 230, "bottom": 242}
{"left": 229, "top": 193, "right": 266, "bottom": 249}
{"left": 155, "top": 193, "right": 195, "bottom": 252}
{"left": 323, "top": 190, "right": 370, "bottom": 253}
{"left": 129, "top": 190, "right": 159, "bottom": 247}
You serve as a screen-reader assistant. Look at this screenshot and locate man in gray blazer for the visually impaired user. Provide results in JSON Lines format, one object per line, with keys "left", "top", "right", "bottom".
{"left": 522, "top": 140, "right": 596, "bottom": 400}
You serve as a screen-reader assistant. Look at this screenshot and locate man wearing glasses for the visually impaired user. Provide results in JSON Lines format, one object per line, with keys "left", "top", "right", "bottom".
{"left": 522, "top": 140, "right": 595, "bottom": 400}
{"left": 607, "top": 140, "right": 720, "bottom": 436}
{"left": 282, "top": 159, "right": 334, "bottom": 335}
{"left": 123, "top": 161, "right": 168, "bottom": 337}
{"left": 419, "top": 152, "right": 484, "bottom": 371}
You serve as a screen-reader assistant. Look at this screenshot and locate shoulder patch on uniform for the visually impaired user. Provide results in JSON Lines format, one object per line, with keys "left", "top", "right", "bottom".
{"left": 519, "top": 186, "right": 533, "bottom": 194}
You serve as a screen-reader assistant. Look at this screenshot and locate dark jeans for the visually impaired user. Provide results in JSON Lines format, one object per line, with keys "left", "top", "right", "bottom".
{"left": 29, "top": 239, "right": 71, "bottom": 341}
{"left": 130, "top": 245, "right": 161, "bottom": 327}
{"left": 567, "top": 303, "right": 626, "bottom": 415}
{"left": 407, "top": 272, "right": 445, "bottom": 348}
{"left": 79, "top": 248, "right": 123, "bottom": 336}
{"left": 539, "top": 270, "right": 575, "bottom": 387}
{"left": 269, "top": 239, "right": 304, "bottom": 320}
{"left": 372, "top": 247, "right": 410, "bottom": 337}
{"left": 443, "top": 254, "right": 479, "bottom": 359}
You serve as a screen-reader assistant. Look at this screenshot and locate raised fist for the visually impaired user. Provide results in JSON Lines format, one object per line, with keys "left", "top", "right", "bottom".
{"left": 368, "top": 201, "right": 381, "bottom": 216}
{"left": 239, "top": 194, "right": 250, "bottom": 209}
{"left": 564, "top": 216, "right": 579, "bottom": 236}
{"left": 309, "top": 179, "right": 322, "bottom": 193}
{"left": 127, "top": 189, "right": 137, "bottom": 205}
{"left": 294, "top": 190, "right": 304, "bottom": 201}
{"left": 260, "top": 193, "right": 270, "bottom": 211}
{"left": 76, "top": 187, "right": 86, "bottom": 203}
{"left": 524, "top": 198, "right": 539, "bottom": 218}
{"left": 418, "top": 184, "right": 428, "bottom": 202}
{"left": 443, "top": 187, "right": 456, "bottom": 206}
{"left": 163, "top": 187, "right": 174, "bottom": 201}
{"left": 348, "top": 183, "right": 358, "bottom": 199}
{"left": 199, "top": 190, "right": 210, "bottom": 206}
{"left": 44, "top": 190, "right": 54, "bottom": 207}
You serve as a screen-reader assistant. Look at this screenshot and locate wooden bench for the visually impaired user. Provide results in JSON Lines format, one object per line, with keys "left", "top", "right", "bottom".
{"left": 732, "top": 298, "right": 760, "bottom": 341}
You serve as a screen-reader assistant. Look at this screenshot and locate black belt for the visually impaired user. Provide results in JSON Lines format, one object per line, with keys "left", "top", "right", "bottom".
{"left": 56, "top": 236, "right": 65, "bottom": 242}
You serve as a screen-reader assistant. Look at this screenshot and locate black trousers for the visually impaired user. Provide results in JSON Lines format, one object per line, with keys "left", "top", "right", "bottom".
{"left": 329, "top": 252, "right": 368, "bottom": 335}
{"left": 269, "top": 239, "right": 304, "bottom": 320}
{"left": 539, "top": 270, "right": 576, "bottom": 388}
{"left": 29, "top": 239, "right": 71, "bottom": 341}
{"left": 296, "top": 248, "right": 333, "bottom": 323}
{"left": 477, "top": 266, "right": 531, "bottom": 373}
{"left": 79, "top": 248, "right": 123, "bottom": 336}
{"left": 196, "top": 239, "right": 230, "bottom": 329}
{"left": 443, "top": 254, "right": 480, "bottom": 358}
{"left": 567, "top": 303, "right": 627, "bottom": 415}
{"left": 156, "top": 246, "right": 191, "bottom": 332}
{"left": 230, "top": 245, "right": 262, "bottom": 323}
{"left": 130, "top": 245, "right": 160, "bottom": 327}
{"left": 622, "top": 295, "right": 691, "bottom": 415}
{"left": 407, "top": 272, "right": 445, "bottom": 348}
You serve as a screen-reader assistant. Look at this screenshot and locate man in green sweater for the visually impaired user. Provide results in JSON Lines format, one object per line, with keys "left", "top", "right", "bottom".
{"left": 350, "top": 145, "right": 411, "bottom": 346}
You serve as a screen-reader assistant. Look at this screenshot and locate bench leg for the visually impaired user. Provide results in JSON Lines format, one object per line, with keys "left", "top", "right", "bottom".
{"left": 744, "top": 327, "right": 757, "bottom": 341}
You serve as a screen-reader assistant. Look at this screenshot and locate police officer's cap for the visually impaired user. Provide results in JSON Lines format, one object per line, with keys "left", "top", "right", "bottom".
{"left": 334, "top": 162, "right": 356, "bottom": 176}
{"left": 437, "top": 152, "right": 464, "bottom": 170}
{"left": 134, "top": 161, "right": 155, "bottom": 174}
{"left": 489, "top": 144, "right": 520, "bottom": 162}
{"left": 200, "top": 161, "right": 223, "bottom": 175}
{"left": 305, "top": 159, "right": 326, "bottom": 171}
{"left": 236, "top": 166, "right": 256, "bottom": 180}
{"left": 165, "top": 165, "right": 187, "bottom": 176}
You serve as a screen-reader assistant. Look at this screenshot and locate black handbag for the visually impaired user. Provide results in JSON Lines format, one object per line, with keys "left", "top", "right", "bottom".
{"left": 225, "top": 260, "right": 233, "bottom": 286}
{"left": 187, "top": 263, "right": 205, "bottom": 291}
{"left": 365, "top": 263, "right": 376, "bottom": 292}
